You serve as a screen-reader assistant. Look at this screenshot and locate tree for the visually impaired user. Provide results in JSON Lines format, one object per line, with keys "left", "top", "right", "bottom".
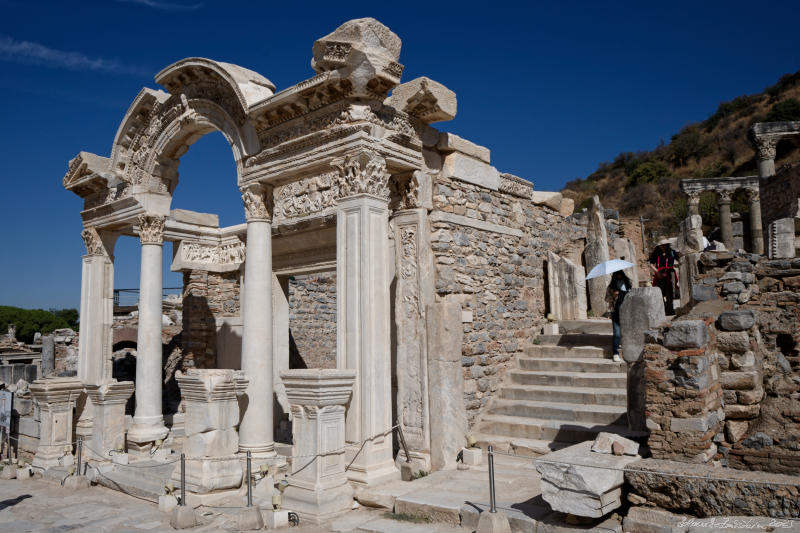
{"left": 766, "top": 98, "right": 800, "bottom": 122}
{"left": 0, "top": 306, "right": 76, "bottom": 344}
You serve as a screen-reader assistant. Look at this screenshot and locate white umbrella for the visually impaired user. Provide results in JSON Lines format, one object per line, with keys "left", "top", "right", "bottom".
{"left": 585, "top": 259, "right": 635, "bottom": 280}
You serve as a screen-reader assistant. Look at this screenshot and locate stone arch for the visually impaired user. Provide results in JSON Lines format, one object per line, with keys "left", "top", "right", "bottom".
{"left": 109, "top": 58, "right": 275, "bottom": 195}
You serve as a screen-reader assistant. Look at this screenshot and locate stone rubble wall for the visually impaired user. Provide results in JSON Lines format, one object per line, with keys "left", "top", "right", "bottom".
{"left": 430, "top": 174, "right": 585, "bottom": 423}
{"left": 288, "top": 272, "right": 337, "bottom": 369}
{"left": 760, "top": 162, "right": 800, "bottom": 232}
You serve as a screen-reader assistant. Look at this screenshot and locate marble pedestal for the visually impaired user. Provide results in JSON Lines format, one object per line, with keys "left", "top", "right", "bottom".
{"left": 281, "top": 369, "right": 356, "bottom": 524}
{"left": 172, "top": 369, "right": 248, "bottom": 493}
{"left": 29, "top": 378, "right": 84, "bottom": 469}
{"left": 86, "top": 381, "right": 134, "bottom": 459}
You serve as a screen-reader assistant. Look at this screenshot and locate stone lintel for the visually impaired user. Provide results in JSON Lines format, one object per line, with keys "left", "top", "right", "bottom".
{"left": 436, "top": 133, "right": 489, "bottom": 163}
{"left": 679, "top": 176, "right": 759, "bottom": 195}
{"left": 86, "top": 381, "right": 134, "bottom": 405}
{"left": 440, "top": 151, "right": 500, "bottom": 191}
{"left": 750, "top": 120, "right": 800, "bottom": 138}
{"left": 429, "top": 210, "right": 523, "bottom": 237}
{"left": 169, "top": 209, "right": 219, "bottom": 228}
{"left": 29, "top": 377, "right": 84, "bottom": 405}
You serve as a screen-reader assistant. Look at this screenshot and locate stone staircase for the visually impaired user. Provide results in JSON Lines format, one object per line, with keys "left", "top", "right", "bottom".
{"left": 475, "top": 319, "right": 646, "bottom": 455}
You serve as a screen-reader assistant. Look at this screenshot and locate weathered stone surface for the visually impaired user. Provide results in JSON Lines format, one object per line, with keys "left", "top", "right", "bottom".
{"left": 677, "top": 214, "right": 704, "bottom": 254}
{"left": 717, "top": 310, "right": 755, "bottom": 331}
{"left": 625, "top": 458, "right": 800, "bottom": 518}
{"left": 441, "top": 152, "right": 500, "bottom": 191}
{"left": 726, "top": 420, "right": 749, "bottom": 442}
{"left": 591, "top": 432, "right": 639, "bottom": 456}
{"left": 170, "top": 208, "right": 219, "bottom": 227}
{"left": 387, "top": 77, "right": 457, "bottom": 123}
{"left": 717, "top": 331, "right": 750, "bottom": 354}
{"left": 584, "top": 196, "right": 610, "bottom": 316}
{"left": 476, "top": 511, "right": 512, "bottom": 533}
{"left": 437, "top": 133, "right": 488, "bottom": 163}
{"left": 724, "top": 404, "right": 760, "bottom": 419}
{"left": 547, "top": 252, "right": 588, "bottom": 321}
{"left": 720, "top": 371, "right": 758, "bottom": 390}
{"left": 559, "top": 197, "right": 574, "bottom": 217}
{"left": 691, "top": 283, "right": 718, "bottom": 302}
{"left": 663, "top": 321, "right": 709, "bottom": 350}
{"left": 768, "top": 218, "right": 796, "bottom": 259}
{"left": 426, "top": 301, "right": 467, "bottom": 471}
{"left": 620, "top": 287, "right": 666, "bottom": 363}
{"left": 531, "top": 191, "right": 563, "bottom": 211}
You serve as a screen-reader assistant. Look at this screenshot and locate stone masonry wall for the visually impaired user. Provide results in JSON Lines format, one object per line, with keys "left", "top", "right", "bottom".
{"left": 288, "top": 272, "right": 337, "bottom": 369}
{"left": 760, "top": 162, "right": 800, "bottom": 230}
{"left": 431, "top": 175, "right": 585, "bottom": 424}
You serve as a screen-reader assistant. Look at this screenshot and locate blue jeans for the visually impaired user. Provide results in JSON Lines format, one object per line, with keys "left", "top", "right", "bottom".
{"left": 611, "top": 312, "right": 621, "bottom": 356}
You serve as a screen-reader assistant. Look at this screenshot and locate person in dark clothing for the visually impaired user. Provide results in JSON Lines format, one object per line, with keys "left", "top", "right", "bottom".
{"left": 649, "top": 239, "right": 680, "bottom": 315}
{"left": 606, "top": 270, "right": 631, "bottom": 362}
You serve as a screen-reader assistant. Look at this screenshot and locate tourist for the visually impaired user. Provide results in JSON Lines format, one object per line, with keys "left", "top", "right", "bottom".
{"left": 605, "top": 270, "right": 631, "bottom": 363}
{"left": 649, "top": 239, "right": 680, "bottom": 315}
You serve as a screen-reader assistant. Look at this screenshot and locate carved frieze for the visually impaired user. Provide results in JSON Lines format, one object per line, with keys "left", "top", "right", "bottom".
{"left": 399, "top": 225, "right": 420, "bottom": 318}
{"left": 137, "top": 214, "right": 165, "bottom": 245}
{"left": 179, "top": 241, "right": 245, "bottom": 268}
{"left": 331, "top": 149, "right": 390, "bottom": 199}
{"left": 242, "top": 186, "right": 272, "bottom": 221}
{"left": 499, "top": 173, "right": 533, "bottom": 199}
{"left": 273, "top": 172, "right": 340, "bottom": 220}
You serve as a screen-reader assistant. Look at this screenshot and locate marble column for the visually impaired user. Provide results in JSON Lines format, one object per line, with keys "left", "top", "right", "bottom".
{"left": 333, "top": 148, "right": 399, "bottom": 485}
{"left": 238, "top": 185, "right": 275, "bottom": 457}
{"left": 747, "top": 188, "right": 764, "bottom": 255}
{"left": 717, "top": 191, "right": 734, "bottom": 250}
{"left": 755, "top": 137, "right": 777, "bottom": 179}
{"left": 128, "top": 214, "right": 169, "bottom": 444}
{"left": 687, "top": 191, "right": 700, "bottom": 217}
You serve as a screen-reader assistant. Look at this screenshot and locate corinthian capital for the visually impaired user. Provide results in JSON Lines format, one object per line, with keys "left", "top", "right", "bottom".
{"left": 81, "top": 227, "right": 106, "bottom": 256}
{"left": 686, "top": 191, "right": 700, "bottom": 204}
{"left": 755, "top": 137, "right": 777, "bottom": 161}
{"left": 745, "top": 187, "right": 760, "bottom": 203}
{"left": 717, "top": 190, "right": 733, "bottom": 204}
{"left": 331, "top": 148, "right": 390, "bottom": 199}
{"left": 138, "top": 214, "right": 165, "bottom": 245}
{"left": 241, "top": 185, "right": 272, "bottom": 221}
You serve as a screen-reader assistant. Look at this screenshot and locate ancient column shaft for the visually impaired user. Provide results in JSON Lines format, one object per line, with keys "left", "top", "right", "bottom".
{"left": 129, "top": 215, "right": 169, "bottom": 443}
{"left": 718, "top": 192, "right": 734, "bottom": 250}
{"left": 78, "top": 228, "right": 115, "bottom": 385}
{"left": 238, "top": 187, "right": 275, "bottom": 455}
{"left": 748, "top": 189, "right": 764, "bottom": 255}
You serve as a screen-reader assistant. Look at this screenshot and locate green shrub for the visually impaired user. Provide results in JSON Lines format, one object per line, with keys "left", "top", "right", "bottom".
{"left": 627, "top": 160, "right": 671, "bottom": 187}
{"left": 765, "top": 98, "right": 800, "bottom": 122}
{"left": 0, "top": 306, "right": 78, "bottom": 343}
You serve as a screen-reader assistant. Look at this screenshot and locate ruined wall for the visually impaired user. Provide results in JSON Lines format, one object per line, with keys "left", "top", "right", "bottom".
{"left": 181, "top": 269, "right": 240, "bottom": 369}
{"left": 288, "top": 272, "right": 337, "bottom": 369}
{"left": 760, "top": 163, "right": 800, "bottom": 230}
{"left": 431, "top": 175, "right": 584, "bottom": 423}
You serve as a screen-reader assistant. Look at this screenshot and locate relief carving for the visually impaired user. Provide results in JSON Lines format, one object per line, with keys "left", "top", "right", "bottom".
{"left": 81, "top": 228, "right": 105, "bottom": 256}
{"left": 242, "top": 186, "right": 272, "bottom": 221}
{"left": 181, "top": 241, "right": 245, "bottom": 265}
{"left": 499, "top": 173, "right": 533, "bottom": 199}
{"left": 331, "top": 148, "right": 390, "bottom": 199}
{"left": 273, "top": 172, "right": 340, "bottom": 220}
{"left": 138, "top": 215, "right": 165, "bottom": 245}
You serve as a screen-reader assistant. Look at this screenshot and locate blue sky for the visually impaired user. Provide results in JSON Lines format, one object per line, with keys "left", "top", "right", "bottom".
{"left": 1, "top": 0, "right": 798, "bottom": 310}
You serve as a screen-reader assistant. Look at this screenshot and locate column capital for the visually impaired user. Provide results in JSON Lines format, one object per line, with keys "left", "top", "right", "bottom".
{"left": 717, "top": 190, "right": 733, "bottom": 204}
{"left": 241, "top": 184, "right": 272, "bottom": 222}
{"left": 81, "top": 227, "right": 106, "bottom": 256}
{"left": 331, "top": 148, "right": 390, "bottom": 200}
{"left": 137, "top": 214, "right": 165, "bottom": 245}
{"left": 686, "top": 190, "right": 701, "bottom": 204}
{"left": 755, "top": 136, "right": 778, "bottom": 161}
{"left": 746, "top": 187, "right": 760, "bottom": 203}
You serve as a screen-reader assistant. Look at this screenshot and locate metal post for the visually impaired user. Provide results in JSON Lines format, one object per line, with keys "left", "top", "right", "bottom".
{"left": 487, "top": 445, "right": 496, "bottom": 513}
{"left": 246, "top": 450, "right": 253, "bottom": 508}
{"left": 76, "top": 437, "right": 82, "bottom": 476}
{"left": 396, "top": 421, "right": 411, "bottom": 463}
{"left": 180, "top": 453, "right": 186, "bottom": 506}
{"left": 6, "top": 429, "right": 11, "bottom": 462}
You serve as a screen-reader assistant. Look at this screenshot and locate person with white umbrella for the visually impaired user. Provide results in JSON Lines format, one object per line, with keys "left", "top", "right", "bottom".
{"left": 586, "top": 259, "right": 635, "bottom": 363}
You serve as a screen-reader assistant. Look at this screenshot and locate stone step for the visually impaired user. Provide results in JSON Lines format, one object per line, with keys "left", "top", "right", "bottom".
{"left": 471, "top": 433, "right": 572, "bottom": 457}
{"left": 90, "top": 463, "right": 171, "bottom": 502}
{"left": 518, "top": 357, "right": 625, "bottom": 373}
{"left": 477, "top": 414, "right": 645, "bottom": 444}
{"left": 510, "top": 370, "right": 627, "bottom": 388}
{"left": 499, "top": 384, "right": 627, "bottom": 406}
{"left": 524, "top": 344, "right": 607, "bottom": 358}
{"left": 557, "top": 319, "right": 613, "bottom": 335}
{"left": 536, "top": 333, "right": 614, "bottom": 351}
{"left": 488, "top": 399, "right": 627, "bottom": 425}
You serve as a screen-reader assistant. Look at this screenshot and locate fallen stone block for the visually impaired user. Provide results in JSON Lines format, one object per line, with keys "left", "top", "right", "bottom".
{"left": 591, "top": 432, "right": 639, "bottom": 456}
{"left": 462, "top": 447, "right": 482, "bottom": 466}
{"left": 663, "top": 321, "right": 709, "bottom": 350}
{"left": 717, "top": 310, "right": 755, "bottom": 331}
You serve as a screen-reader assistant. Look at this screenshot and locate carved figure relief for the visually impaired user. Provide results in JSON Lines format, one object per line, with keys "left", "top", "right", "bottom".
{"left": 273, "top": 172, "right": 340, "bottom": 220}
{"left": 498, "top": 174, "right": 533, "bottom": 199}
{"left": 182, "top": 241, "right": 245, "bottom": 265}
{"left": 137, "top": 214, "right": 165, "bottom": 245}
{"left": 331, "top": 148, "right": 390, "bottom": 199}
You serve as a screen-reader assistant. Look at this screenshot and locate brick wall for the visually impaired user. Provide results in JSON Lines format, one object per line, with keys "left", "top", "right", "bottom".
{"left": 288, "top": 272, "right": 337, "bottom": 369}
{"left": 760, "top": 162, "right": 800, "bottom": 229}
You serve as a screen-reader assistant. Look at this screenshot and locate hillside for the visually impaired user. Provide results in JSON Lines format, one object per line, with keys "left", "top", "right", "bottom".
{"left": 562, "top": 71, "right": 800, "bottom": 236}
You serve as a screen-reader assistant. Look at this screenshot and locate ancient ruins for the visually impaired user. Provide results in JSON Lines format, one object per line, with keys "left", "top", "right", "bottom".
{"left": 3, "top": 16, "right": 800, "bottom": 533}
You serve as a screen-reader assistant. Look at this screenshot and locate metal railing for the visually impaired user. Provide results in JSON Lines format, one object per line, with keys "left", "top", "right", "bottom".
{"left": 113, "top": 288, "right": 182, "bottom": 307}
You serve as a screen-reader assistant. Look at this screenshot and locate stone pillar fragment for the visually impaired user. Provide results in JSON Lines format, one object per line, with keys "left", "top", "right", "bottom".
{"left": 585, "top": 196, "right": 610, "bottom": 316}
{"left": 29, "top": 378, "right": 83, "bottom": 469}
{"left": 619, "top": 288, "right": 666, "bottom": 432}
{"left": 41, "top": 335, "right": 55, "bottom": 377}
{"left": 426, "top": 301, "right": 467, "bottom": 471}
{"left": 392, "top": 207, "right": 435, "bottom": 471}
{"left": 676, "top": 214, "right": 704, "bottom": 254}
{"left": 334, "top": 149, "right": 398, "bottom": 485}
{"left": 547, "top": 252, "right": 588, "bottom": 321}
{"left": 718, "top": 191, "right": 734, "bottom": 251}
{"left": 172, "top": 369, "right": 248, "bottom": 493}
{"left": 747, "top": 188, "right": 764, "bottom": 255}
{"left": 768, "top": 218, "right": 797, "bottom": 259}
{"left": 129, "top": 215, "right": 169, "bottom": 444}
{"left": 687, "top": 191, "right": 700, "bottom": 217}
{"left": 86, "top": 381, "right": 134, "bottom": 459}
{"left": 281, "top": 369, "right": 356, "bottom": 524}
{"left": 755, "top": 137, "right": 777, "bottom": 179}
{"left": 238, "top": 185, "right": 276, "bottom": 457}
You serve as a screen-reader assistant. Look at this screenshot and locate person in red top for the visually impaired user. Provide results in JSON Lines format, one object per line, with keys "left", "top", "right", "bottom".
{"left": 649, "top": 239, "right": 680, "bottom": 315}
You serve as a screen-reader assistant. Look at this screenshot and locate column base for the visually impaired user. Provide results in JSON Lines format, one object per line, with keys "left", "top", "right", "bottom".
{"left": 395, "top": 450, "right": 431, "bottom": 474}
{"left": 33, "top": 453, "right": 74, "bottom": 470}
{"left": 283, "top": 482, "right": 353, "bottom": 525}
{"left": 127, "top": 415, "right": 169, "bottom": 444}
{"left": 345, "top": 457, "right": 400, "bottom": 486}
